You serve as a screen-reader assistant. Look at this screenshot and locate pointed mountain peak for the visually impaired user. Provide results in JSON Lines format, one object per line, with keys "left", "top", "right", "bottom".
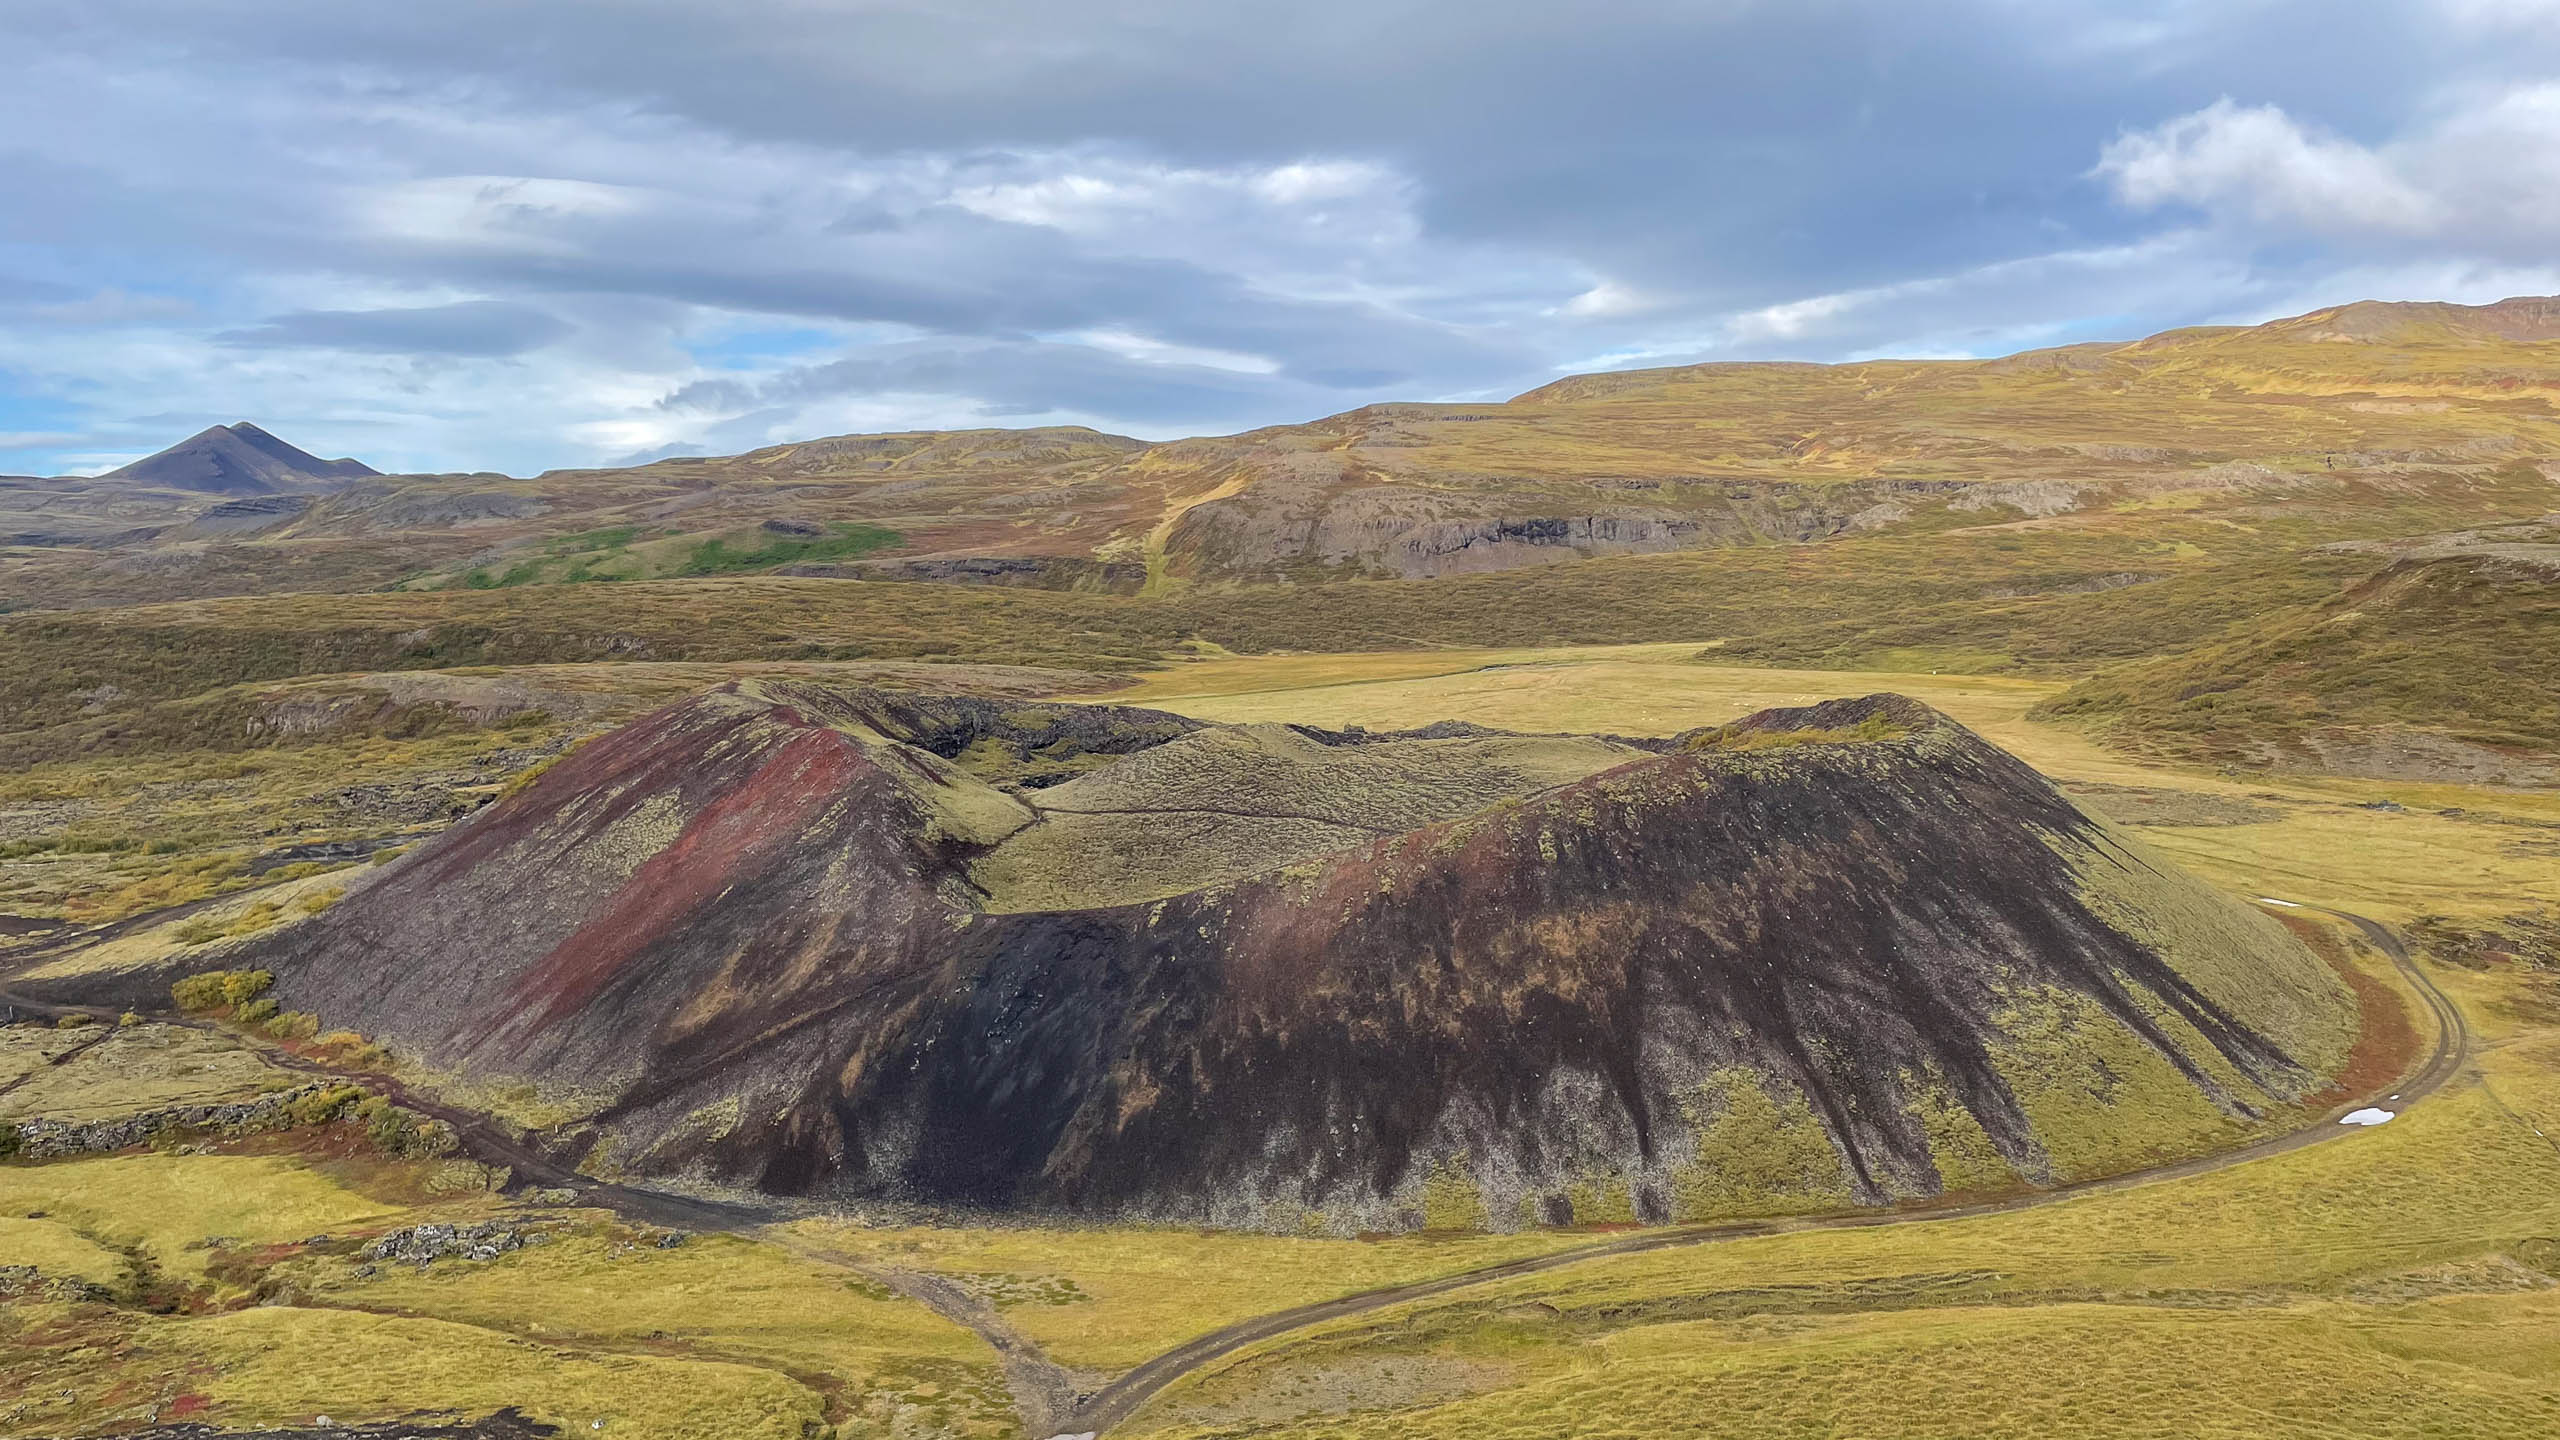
{"left": 97, "top": 422, "right": 380, "bottom": 495}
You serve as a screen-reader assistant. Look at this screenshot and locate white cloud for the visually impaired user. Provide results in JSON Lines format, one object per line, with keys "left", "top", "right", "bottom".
{"left": 24, "top": 289, "right": 197, "bottom": 326}
{"left": 2097, "top": 87, "right": 2560, "bottom": 256}
{"left": 2096, "top": 100, "right": 2438, "bottom": 234}
{"left": 1555, "top": 281, "right": 1654, "bottom": 319}
{"left": 2435, "top": 0, "right": 2560, "bottom": 29}
{"left": 360, "top": 175, "right": 658, "bottom": 256}
{"left": 1058, "top": 329, "right": 1281, "bottom": 374}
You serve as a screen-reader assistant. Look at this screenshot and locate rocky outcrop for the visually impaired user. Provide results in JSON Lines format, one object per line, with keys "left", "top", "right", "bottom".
{"left": 5, "top": 1081, "right": 329, "bottom": 1158}
{"left": 1165, "top": 468, "right": 1983, "bottom": 579}
{"left": 363, "top": 1221, "right": 551, "bottom": 1269}
{"left": 781, "top": 554, "right": 1148, "bottom": 591}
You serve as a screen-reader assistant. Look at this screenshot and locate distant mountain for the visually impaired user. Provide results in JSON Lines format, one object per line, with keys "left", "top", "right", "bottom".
{"left": 97, "top": 422, "right": 378, "bottom": 495}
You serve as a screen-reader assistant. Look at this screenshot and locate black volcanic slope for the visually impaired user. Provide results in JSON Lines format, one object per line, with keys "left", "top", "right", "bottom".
{"left": 117, "top": 682, "right": 2358, "bottom": 1229}
{"left": 98, "top": 422, "right": 378, "bottom": 494}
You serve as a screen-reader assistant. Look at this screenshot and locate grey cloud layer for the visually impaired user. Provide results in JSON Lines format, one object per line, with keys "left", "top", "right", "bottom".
{"left": 0, "top": 1, "right": 2554, "bottom": 474}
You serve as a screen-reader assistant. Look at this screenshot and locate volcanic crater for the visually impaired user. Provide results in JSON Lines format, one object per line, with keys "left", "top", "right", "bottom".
{"left": 100, "top": 681, "right": 2361, "bottom": 1230}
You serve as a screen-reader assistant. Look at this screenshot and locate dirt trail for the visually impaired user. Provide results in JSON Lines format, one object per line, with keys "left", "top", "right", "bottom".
{"left": 0, "top": 1022, "right": 115, "bottom": 1101}
{"left": 774, "top": 1239, "right": 1092, "bottom": 1438}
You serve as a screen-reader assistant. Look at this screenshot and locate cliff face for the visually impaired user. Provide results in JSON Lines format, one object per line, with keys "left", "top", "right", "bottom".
{"left": 216, "top": 683, "right": 2359, "bottom": 1229}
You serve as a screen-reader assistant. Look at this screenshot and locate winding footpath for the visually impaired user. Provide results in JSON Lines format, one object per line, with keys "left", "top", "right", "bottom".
{"left": 0, "top": 900, "right": 2476, "bottom": 1439}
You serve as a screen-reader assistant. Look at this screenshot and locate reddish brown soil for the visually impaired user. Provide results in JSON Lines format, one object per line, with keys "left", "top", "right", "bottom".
{"left": 2284, "top": 912, "right": 2423, "bottom": 1105}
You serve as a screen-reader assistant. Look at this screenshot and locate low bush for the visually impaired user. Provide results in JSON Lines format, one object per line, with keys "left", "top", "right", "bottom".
{"left": 312, "top": 1030, "right": 387, "bottom": 1066}
{"left": 172, "top": 969, "right": 273, "bottom": 1012}
{"left": 355, "top": 1097, "right": 460, "bottom": 1159}
{"left": 289, "top": 1085, "right": 365, "bottom": 1127}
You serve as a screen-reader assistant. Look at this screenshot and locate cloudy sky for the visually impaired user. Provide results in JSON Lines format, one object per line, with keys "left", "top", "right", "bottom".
{"left": 5, "top": 1, "right": 2559, "bottom": 476}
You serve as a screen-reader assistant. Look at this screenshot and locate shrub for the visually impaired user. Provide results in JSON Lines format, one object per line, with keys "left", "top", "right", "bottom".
{"left": 172, "top": 969, "right": 273, "bottom": 1012}
{"left": 55, "top": 1012, "right": 96, "bottom": 1029}
{"left": 313, "top": 1030, "right": 387, "bottom": 1066}
{"left": 0, "top": 1124, "right": 18, "bottom": 1161}
{"left": 354, "top": 1097, "right": 461, "bottom": 1159}
{"left": 235, "top": 998, "right": 280, "bottom": 1025}
{"left": 263, "top": 1011, "right": 320, "bottom": 1041}
{"left": 289, "top": 1085, "right": 364, "bottom": 1127}
{"left": 118, "top": 1012, "right": 142, "bottom": 1027}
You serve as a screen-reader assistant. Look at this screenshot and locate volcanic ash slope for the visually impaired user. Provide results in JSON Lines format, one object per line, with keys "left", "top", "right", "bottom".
{"left": 216, "top": 681, "right": 2359, "bottom": 1230}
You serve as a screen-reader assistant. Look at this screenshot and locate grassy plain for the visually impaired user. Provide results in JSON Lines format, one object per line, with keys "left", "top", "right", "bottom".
{"left": 5, "top": 640, "right": 2556, "bottom": 1440}
{"left": 778, "top": 1222, "right": 1614, "bottom": 1374}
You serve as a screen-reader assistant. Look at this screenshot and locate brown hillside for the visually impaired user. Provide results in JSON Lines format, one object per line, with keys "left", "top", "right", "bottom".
{"left": 5, "top": 295, "right": 2557, "bottom": 609}
{"left": 2039, "top": 543, "right": 2560, "bottom": 784}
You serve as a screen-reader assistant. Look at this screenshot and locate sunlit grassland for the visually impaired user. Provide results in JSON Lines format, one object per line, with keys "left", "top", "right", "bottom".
{"left": 0, "top": 1157, "right": 1014, "bottom": 1438}
{"left": 1136, "top": 1297, "right": 2560, "bottom": 1440}
{"left": 0, "top": 1155, "right": 404, "bottom": 1286}
{"left": 291, "top": 1225, "right": 1016, "bottom": 1437}
{"left": 128, "top": 1307, "right": 834, "bottom": 1440}
{"left": 0, "top": 1216, "right": 125, "bottom": 1285}
{"left": 774, "top": 1220, "right": 1612, "bottom": 1373}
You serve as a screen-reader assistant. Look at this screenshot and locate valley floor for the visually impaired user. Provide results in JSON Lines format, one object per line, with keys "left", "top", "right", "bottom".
{"left": 5, "top": 650, "right": 2558, "bottom": 1439}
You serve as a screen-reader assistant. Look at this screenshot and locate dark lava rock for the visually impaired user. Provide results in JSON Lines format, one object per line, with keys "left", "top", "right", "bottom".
{"left": 10, "top": 1082, "right": 338, "bottom": 1159}
{"left": 71, "top": 683, "right": 2359, "bottom": 1231}
{"left": 363, "top": 1221, "right": 544, "bottom": 1269}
